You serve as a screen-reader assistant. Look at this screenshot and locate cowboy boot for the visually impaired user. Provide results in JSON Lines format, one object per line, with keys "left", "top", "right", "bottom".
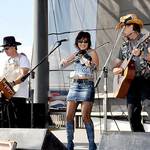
{"left": 66, "top": 121, "right": 74, "bottom": 150}
{"left": 85, "top": 122, "right": 97, "bottom": 150}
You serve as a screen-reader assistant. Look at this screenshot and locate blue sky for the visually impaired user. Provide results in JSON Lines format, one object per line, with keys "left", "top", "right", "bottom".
{"left": 0, "top": 0, "right": 33, "bottom": 74}
{"left": 0, "top": 0, "right": 33, "bottom": 56}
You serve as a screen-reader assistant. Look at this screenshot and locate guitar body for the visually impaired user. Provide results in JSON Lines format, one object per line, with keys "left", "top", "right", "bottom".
{"left": 113, "top": 62, "right": 135, "bottom": 98}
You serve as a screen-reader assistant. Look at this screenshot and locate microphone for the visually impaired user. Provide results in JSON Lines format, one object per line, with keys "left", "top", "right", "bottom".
{"left": 20, "top": 73, "right": 30, "bottom": 82}
{"left": 57, "top": 39, "right": 68, "bottom": 43}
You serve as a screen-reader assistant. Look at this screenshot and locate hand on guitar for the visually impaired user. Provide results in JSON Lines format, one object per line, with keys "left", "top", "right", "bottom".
{"left": 132, "top": 48, "right": 141, "bottom": 57}
{"left": 112, "top": 58, "right": 123, "bottom": 75}
{"left": 9, "top": 81, "right": 16, "bottom": 87}
{"left": 113, "top": 67, "right": 124, "bottom": 75}
{"left": 132, "top": 48, "right": 150, "bottom": 62}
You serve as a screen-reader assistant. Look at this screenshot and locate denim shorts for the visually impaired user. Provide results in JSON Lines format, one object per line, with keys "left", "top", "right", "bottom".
{"left": 66, "top": 79, "right": 95, "bottom": 102}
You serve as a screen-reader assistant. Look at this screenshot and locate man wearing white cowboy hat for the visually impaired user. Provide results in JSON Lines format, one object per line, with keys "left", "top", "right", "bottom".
{"left": 112, "top": 14, "right": 150, "bottom": 132}
{"left": 0, "top": 36, "right": 30, "bottom": 128}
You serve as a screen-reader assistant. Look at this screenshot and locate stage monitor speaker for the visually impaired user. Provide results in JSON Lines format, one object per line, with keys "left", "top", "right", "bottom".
{"left": 26, "top": 103, "right": 46, "bottom": 128}
{"left": 99, "top": 131, "right": 150, "bottom": 150}
{"left": 0, "top": 128, "right": 67, "bottom": 150}
{"left": 20, "top": 103, "right": 46, "bottom": 128}
{"left": 0, "top": 140, "right": 17, "bottom": 150}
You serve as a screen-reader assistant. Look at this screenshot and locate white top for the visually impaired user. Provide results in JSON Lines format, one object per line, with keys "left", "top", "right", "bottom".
{"left": 2, "top": 53, "right": 31, "bottom": 98}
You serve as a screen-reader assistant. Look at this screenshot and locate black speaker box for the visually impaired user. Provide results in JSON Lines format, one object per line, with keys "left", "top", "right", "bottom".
{"left": 0, "top": 102, "right": 47, "bottom": 128}
{"left": 99, "top": 131, "right": 150, "bottom": 150}
{"left": 0, "top": 128, "right": 67, "bottom": 150}
{"left": 16, "top": 103, "right": 47, "bottom": 128}
{"left": 24, "top": 103, "right": 46, "bottom": 128}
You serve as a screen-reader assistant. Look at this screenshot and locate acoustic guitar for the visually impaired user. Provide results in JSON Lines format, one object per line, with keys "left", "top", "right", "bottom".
{"left": 113, "top": 33, "right": 150, "bottom": 98}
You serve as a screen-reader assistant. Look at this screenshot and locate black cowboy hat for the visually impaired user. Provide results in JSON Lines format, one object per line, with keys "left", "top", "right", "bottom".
{"left": 0, "top": 36, "right": 21, "bottom": 47}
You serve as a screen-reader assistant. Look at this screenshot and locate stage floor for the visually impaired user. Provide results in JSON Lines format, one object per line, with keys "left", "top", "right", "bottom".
{"left": 51, "top": 118, "right": 150, "bottom": 150}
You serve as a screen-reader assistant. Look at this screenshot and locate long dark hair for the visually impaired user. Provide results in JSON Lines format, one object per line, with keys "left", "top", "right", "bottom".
{"left": 75, "top": 31, "right": 91, "bottom": 49}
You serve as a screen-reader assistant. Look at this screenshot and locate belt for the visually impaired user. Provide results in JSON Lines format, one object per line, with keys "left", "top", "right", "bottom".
{"left": 73, "top": 79, "right": 93, "bottom": 83}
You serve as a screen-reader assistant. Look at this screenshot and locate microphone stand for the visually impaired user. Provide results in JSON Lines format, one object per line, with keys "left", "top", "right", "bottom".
{"left": 21, "top": 41, "right": 63, "bottom": 128}
{"left": 21, "top": 41, "right": 63, "bottom": 82}
{"left": 94, "top": 28, "right": 124, "bottom": 132}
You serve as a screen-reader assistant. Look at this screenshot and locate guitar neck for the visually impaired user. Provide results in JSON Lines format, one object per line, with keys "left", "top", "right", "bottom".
{"left": 120, "top": 33, "right": 150, "bottom": 70}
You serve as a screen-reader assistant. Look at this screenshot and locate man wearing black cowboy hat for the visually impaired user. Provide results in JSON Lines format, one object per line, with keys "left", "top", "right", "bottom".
{"left": 0, "top": 36, "right": 30, "bottom": 128}
{"left": 113, "top": 14, "right": 150, "bottom": 132}
{"left": 1, "top": 36, "right": 21, "bottom": 47}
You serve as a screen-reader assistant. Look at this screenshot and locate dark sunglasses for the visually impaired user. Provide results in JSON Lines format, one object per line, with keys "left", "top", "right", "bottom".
{"left": 4, "top": 47, "right": 11, "bottom": 50}
{"left": 78, "top": 40, "right": 88, "bottom": 43}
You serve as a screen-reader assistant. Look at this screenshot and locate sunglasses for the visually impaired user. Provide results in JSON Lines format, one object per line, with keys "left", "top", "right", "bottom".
{"left": 4, "top": 47, "right": 11, "bottom": 50}
{"left": 78, "top": 40, "right": 88, "bottom": 44}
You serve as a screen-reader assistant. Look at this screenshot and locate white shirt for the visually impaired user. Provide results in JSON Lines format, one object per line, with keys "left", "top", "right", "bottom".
{"left": 3, "top": 53, "right": 30, "bottom": 98}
